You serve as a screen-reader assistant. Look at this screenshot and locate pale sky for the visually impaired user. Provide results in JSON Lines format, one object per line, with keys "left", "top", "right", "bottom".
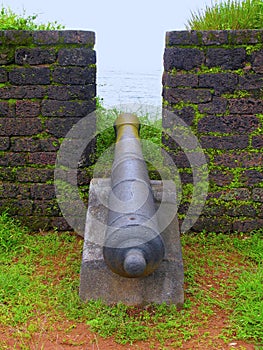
{"left": 3, "top": 0, "right": 210, "bottom": 73}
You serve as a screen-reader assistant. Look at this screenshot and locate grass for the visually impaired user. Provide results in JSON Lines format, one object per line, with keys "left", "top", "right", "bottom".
{"left": 0, "top": 212, "right": 262, "bottom": 348}
{"left": 186, "top": 0, "right": 263, "bottom": 30}
{"left": 230, "top": 233, "right": 263, "bottom": 341}
{"left": 0, "top": 6, "right": 64, "bottom": 30}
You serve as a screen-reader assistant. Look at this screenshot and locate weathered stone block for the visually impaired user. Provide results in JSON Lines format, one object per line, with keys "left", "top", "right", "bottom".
{"left": 179, "top": 172, "right": 193, "bottom": 184}
{"left": 166, "top": 31, "right": 200, "bottom": 46}
{"left": 201, "top": 135, "right": 249, "bottom": 149}
{"left": 80, "top": 178, "right": 184, "bottom": 306}
{"left": 161, "top": 134, "right": 180, "bottom": 154}
{"left": 209, "top": 170, "right": 233, "bottom": 186}
{"left": 28, "top": 152, "right": 57, "bottom": 165}
{"left": 41, "top": 100, "right": 95, "bottom": 117}
{"left": 15, "top": 48, "right": 57, "bottom": 65}
{"left": 0, "top": 67, "right": 7, "bottom": 82}
{"left": 0, "top": 48, "right": 15, "bottom": 64}
{"left": 220, "top": 188, "right": 251, "bottom": 201}
{"left": 252, "top": 188, "right": 263, "bottom": 202}
{"left": 15, "top": 100, "right": 40, "bottom": 117}
{"left": 206, "top": 48, "right": 246, "bottom": 70}
{"left": 227, "top": 204, "right": 257, "bottom": 218}
{"left": 30, "top": 184, "right": 56, "bottom": 200}
{"left": 214, "top": 152, "right": 263, "bottom": 168}
{"left": 240, "top": 170, "right": 263, "bottom": 186}
{"left": 251, "top": 50, "right": 263, "bottom": 73}
{"left": 171, "top": 151, "right": 207, "bottom": 168}
{"left": 0, "top": 183, "right": 30, "bottom": 199}
{"left": 0, "top": 152, "right": 28, "bottom": 166}
{"left": 16, "top": 200, "right": 34, "bottom": 215}
{"left": 164, "top": 48, "right": 204, "bottom": 71}
{"left": 192, "top": 216, "right": 232, "bottom": 233}
{"left": 33, "top": 30, "right": 95, "bottom": 46}
{"left": 51, "top": 217, "right": 73, "bottom": 231}
{"left": 0, "top": 167, "right": 17, "bottom": 181}
{"left": 58, "top": 48, "right": 96, "bottom": 66}
{"left": 198, "top": 115, "right": 259, "bottom": 134}
{"left": 52, "top": 66, "right": 96, "bottom": 84}
{"left": 162, "top": 72, "right": 198, "bottom": 87}
{"left": 45, "top": 117, "right": 82, "bottom": 138}
{"left": 252, "top": 135, "right": 263, "bottom": 148}
{"left": 228, "top": 30, "right": 262, "bottom": 44}
{"left": 19, "top": 216, "right": 52, "bottom": 231}
{"left": 198, "top": 73, "right": 238, "bottom": 95}
{"left": 233, "top": 219, "right": 263, "bottom": 232}
{"left": 202, "top": 31, "right": 228, "bottom": 45}
{"left": 16, "top": 167, "right": 54, "bottom": 183}
{"left": 59, "top": 30, "right": 95, "bottom": 45}
{"left": 0, "top": 85, "right": 46, "bottom": 99}
{"left": 229, "top": 98, "right": 263, "bottom": 114}
{"left": 162, "top": 106, "right": 195, "bottom": 127}
{"left": 0, "top": 101, "right": 15, "bottom": 117}
{"left": 238, "top": 74, "right": 263, "bottom": 90}
{"left": 9, "top": 67, "right": 50, "bottom": 85}
{"left": 163, "top": 87, "right": 212, "bottom": 104}
{"left": 0, "top": 118, "right": 42, "bottom": 136}
{"left": 198, "top": 97, "right": 228, "bottom": 114}
{"left": 33, "top": 200, "right": 60, "bottom": 216}
{"left": 46, "top": 85, "right": 96, "bottom": 101}
{"left": 33, "top": 31, "right": 60, "bottom": 45}
{"left": 10, "top": 137, "right": 59, "bottom": 152}
{"left": 3, "top": 30, "right": 33, "bottom": 45}
{"left": 0, "top": 137, "right": 9, "bottom": 150}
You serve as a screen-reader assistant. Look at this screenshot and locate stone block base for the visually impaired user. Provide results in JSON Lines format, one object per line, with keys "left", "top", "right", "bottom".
{"left": 79, "top": 178, "right": 184, "bottom": 306}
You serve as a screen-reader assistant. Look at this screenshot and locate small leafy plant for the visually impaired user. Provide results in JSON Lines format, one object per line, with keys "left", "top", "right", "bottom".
{"left": 186, "top": 0, "right": 263, "bottom": 30}
{"left": 0, "top": 6, "right": 64, "bottom": 30}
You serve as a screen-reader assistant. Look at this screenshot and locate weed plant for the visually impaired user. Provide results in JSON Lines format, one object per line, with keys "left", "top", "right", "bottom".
{"left": 0, "top": 6, "right": 64, "bottom": 30}
{"left": 186, "top": 0, "right": 263, "bottom": 30}
{"left": 230, "top": 231, "right": 263, "bottom": 341}
{"left": 0, "top": 211, "right": 28, "bottom": 256}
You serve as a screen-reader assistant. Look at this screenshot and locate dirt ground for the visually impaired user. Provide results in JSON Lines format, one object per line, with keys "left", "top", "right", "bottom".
{"left": 0, "top": 237, "right": 260, "bottom": 350}
{"left": 1, "top": 320, "right": 256, "bottom": 350}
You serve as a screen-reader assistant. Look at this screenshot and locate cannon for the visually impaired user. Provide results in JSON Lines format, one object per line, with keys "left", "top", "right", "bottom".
{"left": 103, "top": 113, "right": 165, "bottom": 278}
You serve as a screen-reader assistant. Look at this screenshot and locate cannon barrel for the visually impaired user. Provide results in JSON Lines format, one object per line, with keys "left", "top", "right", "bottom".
{"left": 103, "top": 113, "right": 165, "bottom": 278}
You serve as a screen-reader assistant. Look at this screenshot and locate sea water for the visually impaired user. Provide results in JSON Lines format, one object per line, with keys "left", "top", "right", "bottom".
{"left": 97, "top": 69, "right": 163, "bottom": 109}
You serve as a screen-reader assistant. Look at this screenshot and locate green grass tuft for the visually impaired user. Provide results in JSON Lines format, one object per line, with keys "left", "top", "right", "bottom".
{"left": 0, "top": 211, "right": 28, "bottom": 255}
{"left": 186, "top": 0, "right": 263, "bottom": 30}
{"left": 230, "top": 267, "right": 263, "bottom": 341}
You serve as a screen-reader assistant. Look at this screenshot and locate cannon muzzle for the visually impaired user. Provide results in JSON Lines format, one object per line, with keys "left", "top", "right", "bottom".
{"left": 103, "top": 114, "right": 165, "bottom": 278}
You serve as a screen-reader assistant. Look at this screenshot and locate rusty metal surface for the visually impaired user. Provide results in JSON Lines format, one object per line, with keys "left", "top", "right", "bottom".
{"left": 103, "top": 113, "right": 165, "bottom": 278}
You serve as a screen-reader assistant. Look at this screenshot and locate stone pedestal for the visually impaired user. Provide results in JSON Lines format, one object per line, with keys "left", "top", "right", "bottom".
{"left": 79, "top": 178, "right": 184, "bottom": 306}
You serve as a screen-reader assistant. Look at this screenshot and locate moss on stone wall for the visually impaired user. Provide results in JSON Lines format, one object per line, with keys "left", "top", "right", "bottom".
{"left": 163, "top": 30, "right": 263, "bottom": 233}
{"left": 0, "top": 30, "right": 96, "bottom": 231}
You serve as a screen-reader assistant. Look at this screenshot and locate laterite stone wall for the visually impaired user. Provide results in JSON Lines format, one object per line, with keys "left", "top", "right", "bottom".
{"left": 163, "top": 30, "right": 263, "bottom": 233}
{"left": 0, "top": 30, "right": 96, "bottom": 231}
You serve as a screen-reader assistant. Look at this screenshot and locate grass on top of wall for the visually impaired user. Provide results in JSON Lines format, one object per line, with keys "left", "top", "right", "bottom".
{"left": 0, "top": 6, "right": 64, "bottom": 30}
{"left": 186, "top": 0, "right": 263, "bottom": 30}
